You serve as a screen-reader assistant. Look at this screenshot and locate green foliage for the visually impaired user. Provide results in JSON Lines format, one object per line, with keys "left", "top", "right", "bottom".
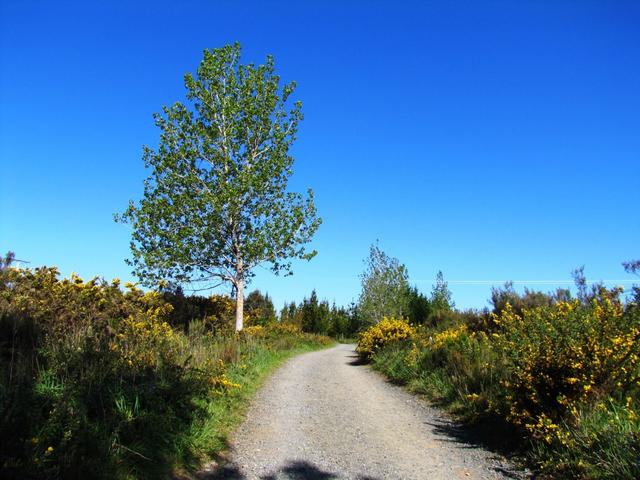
{"left": 369, "top": 342, "right": 418, "bottom": 385}
{"left": 490, "top": 281, "right": 570, "bottom": 316}
{"left": 244, "top": 290, "right": 277, "bottom": 326}
{"left": 115, "top": 42, "right": 321, "bottom": 330}
{"left": 492, "top": 289, "right": 640, "bottom": 440}
{"left": 624, "top": 259, "right": 640, "bottom": 302}
{"left": 279, "top": 301, "right": 298, "bottom": 325}
{"left": 405, "top": 285, "right": 432, "bottom": 324}
{"left": 0, "top": 267, "right": 202, "bottom": 478}
{"left": 356, "top": 248, "right": 455, "bottom": 328}
{"left": 430, "top": 270, "right": 454, "bottom": 312}
{"left": 531, "top": 399, "right": 640, "bottom": 479}
{"left": 358, "top": 243, "right": 410, "bottom": 326}
{"left": 327, "top": 303, "right": 352, "bottom": 338}
{"left": 300, "top": 290, "right": 330, "bottom": 335}
{"left": 161, "top": 286, "right": 235, "bottom": 333}
{"left": 0, "top": 266, "right": 330, "bottom": 479}
{"left": 0, "top": 251, "right": 15, "bottom": 271}
{"left": 623, "top": 259, "right": 640, "bottom": 275}
{"left": 279, "top": 292, "right": 359, "bottom": 338}
{"left": 366, "top": 276, "right": 640, "bottom": 479}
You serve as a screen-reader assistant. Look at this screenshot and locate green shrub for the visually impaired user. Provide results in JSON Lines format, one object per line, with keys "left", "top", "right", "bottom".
{"left": 532, "top": 399, "right": 640, "bottom": 479}
{"left": 492, "top": 290, "right": 640, "bottom": 440}
{"left": 371, "top": 342, "right": 417, "bottom": 385}
{"left": 0, "top": 266, "right": 329, "bottom": 479}
{"left": 367, "top": 283, "right": 640, "bottom": 479}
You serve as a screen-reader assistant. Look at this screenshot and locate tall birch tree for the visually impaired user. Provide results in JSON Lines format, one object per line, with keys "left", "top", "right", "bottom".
{"left": 116, "top": 43, "right": 321, "bottom": 331}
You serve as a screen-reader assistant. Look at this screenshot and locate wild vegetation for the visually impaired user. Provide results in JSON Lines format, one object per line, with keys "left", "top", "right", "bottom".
{"left": 1, "top": 43, "right": 330, "bottom": 479}
{"left": 0, "top": 261, "right": 330, "bottom": 479}
{"left": 115, "top": 42, "right": 321, "bottom": 331}
{"left": 279, "top": 290, "right": 360, "bottom": 339}
{"left": 4, "top": 36, "right": 635, "bottom": 478}
{"left": 356, "top": 249, "right": 640, "bottom": 479}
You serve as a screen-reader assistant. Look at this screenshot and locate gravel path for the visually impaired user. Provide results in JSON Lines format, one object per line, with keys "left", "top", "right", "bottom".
{"left": 206, "top": 344, "right": 526, "bottom": 480}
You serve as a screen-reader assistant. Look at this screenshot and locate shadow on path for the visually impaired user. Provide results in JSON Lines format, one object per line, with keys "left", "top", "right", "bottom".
{"left": 201, "top": 459, "right": 381, "bottom": 480}
{"left": 344, "top": 349, "right": 528, "bottom": 479}
{"left": 427, "top": 418, "right": 529, "bottom": 479}
{"left": 426, "top": 415, "right": 524, "bottom": 457}
{"left": 346, "top": 354, "right": 367, "bottom": 366}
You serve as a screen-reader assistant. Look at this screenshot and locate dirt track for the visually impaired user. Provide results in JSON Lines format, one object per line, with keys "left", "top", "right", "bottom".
{"left": 207, "top": 344, "right": 525, "bottom": 480}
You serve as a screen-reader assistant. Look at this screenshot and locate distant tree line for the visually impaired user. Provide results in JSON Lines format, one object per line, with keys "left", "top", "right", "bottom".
{"left": 279, "top": 290, "right": 360, "bottom": 338}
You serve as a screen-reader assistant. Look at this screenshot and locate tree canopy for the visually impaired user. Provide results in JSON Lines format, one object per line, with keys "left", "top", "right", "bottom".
{"left": 116, "top": 43, "right": 321, "bottom": 330}
{"left": 430, "top": 270, "right": 454, "bottom": 312}
{"left": 244, "top": 290, "right": 276, "bottom": 326}
{"left": 357, "top": 243, "right": 410, "bottom": 325}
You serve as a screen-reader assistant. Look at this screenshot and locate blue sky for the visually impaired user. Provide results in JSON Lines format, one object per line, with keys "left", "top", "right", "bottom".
{"left": 1, "top": 1, "right": 639, "bottom": 311}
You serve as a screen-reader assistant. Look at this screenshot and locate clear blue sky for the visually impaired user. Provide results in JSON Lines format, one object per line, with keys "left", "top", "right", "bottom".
{"left": 1, "top": 1, "right": 639, "bottom": 311}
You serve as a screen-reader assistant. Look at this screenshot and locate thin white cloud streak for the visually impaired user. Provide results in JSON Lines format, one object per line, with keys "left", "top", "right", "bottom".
{"left": 414, "top": 280, "right": 636, "bottom": 285}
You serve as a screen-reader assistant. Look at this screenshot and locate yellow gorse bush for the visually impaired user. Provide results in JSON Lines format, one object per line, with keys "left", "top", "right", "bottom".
{"left": 357, "top": 317, "right": 415, "bottom": 359}
{"left": 206, "top": 359, "right": 241, "bottom": 394}
{"left": 432, "top": 324, "right": 468, "bottom": 349}
{"left": 0, "top": 265, "right": 331, "bottom": 478}
{"left": 240, "top": 322, "right": 302, "bottom": 339}
{"left": 241, "top": 325, "right": 266, "bottom": 337}
{"left": 268, "top": 322, "right": 302, "bottom": 335}
{"left": 113, "top": 309, "right": 176, "bottom": 369}
{"left": 362, "top": 282, "right": 640, "bottom": 477}
{"left": 404, "top": 342, "right": 420, "bottom": 369}
{"left": 492, "top": 289, "right": 640, "bottom": 444}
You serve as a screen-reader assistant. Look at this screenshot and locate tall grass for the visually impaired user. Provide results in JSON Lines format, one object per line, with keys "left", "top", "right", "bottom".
{"left": 0, "top": 266, "right": 331, "bottom": 479}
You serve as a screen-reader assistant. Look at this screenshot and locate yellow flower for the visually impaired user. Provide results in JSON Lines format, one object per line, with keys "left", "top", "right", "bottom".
{"left": 356, "top": 318, "right": 415, "bottom": 359}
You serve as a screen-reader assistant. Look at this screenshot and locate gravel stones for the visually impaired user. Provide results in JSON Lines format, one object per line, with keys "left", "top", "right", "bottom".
{"left": 208, "top": 344, "right": 526, "bottom": 480}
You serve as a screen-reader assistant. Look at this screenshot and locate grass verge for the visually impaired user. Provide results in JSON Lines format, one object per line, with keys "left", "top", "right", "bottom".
{"left": 174, "top": 332, "right": 334, "bottom": 477}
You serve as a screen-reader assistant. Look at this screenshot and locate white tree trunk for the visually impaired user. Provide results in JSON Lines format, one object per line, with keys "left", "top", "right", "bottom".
{"left": 235, "top": 277, "right": 244, "bottom": 331}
